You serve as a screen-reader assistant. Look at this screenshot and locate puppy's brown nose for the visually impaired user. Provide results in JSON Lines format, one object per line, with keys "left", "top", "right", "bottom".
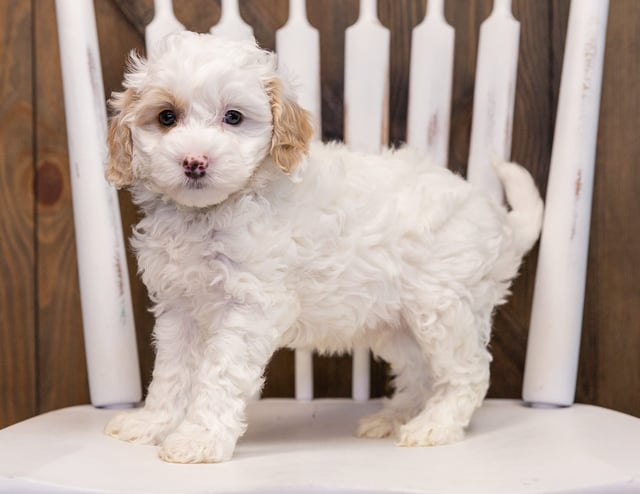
{"left": 182, "top": 155, "right": 209, "bottom": 179}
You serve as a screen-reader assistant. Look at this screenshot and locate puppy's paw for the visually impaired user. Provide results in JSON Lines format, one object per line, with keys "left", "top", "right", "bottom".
{"left": 158, "top": 426, "right": 236, "bottom": 464}
{"left": 356, "top": 411, "right": 402, "bottom": 439}
{"left": 105, "top": 409, "right": 175, "bottom": 445}
{"left": 397, "top": 417, "right": 465, "bottom": 447}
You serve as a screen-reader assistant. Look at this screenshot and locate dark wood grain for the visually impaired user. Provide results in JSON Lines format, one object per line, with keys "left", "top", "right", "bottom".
{"left": 582, "top": 0, "right": 640, "bottom": 415}
{"left": 379, "top": 0, "right": 426, "bottom": 146}
{"left": 33, "top": 0, "right": 89, "bottom": 413}
{"left": 0, "top": 0, "right": 36, "bottom": 428}
{"left": 487, "top": 0, "right": 556, "bottom": 398}
{"left": 445, "top": 0, "right": 490, "bottom": 176}
{"left": 239, "top": 1, "right": 288, "bottom": 51}
{"left": 308, "top": 0, "right": 359, "bottom": 142}
{"left": 262, "top": 348, "right": 295, "bottom": 397}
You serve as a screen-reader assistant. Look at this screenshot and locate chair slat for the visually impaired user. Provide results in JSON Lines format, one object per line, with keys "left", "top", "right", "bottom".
{"left": 275, "top": 0, "right": 322, "bottom": 400}
{"left": 523, "top": 0, "right": 610, "bottom": 407}
{"left": 209, "top": 0, "right": 254, "bottom": 41}
{"left": 55, "top": 0, "right": 141, "bottom": 408}
{"left": 145, "top": 0, "right": 185, "bottom": 55}
{"left": 466, "top": 0, "right": 520, "bottom": 203}
{"left": 293, "top": 350, "right": 313, "bottom": 401}
{"left": 275, "top": 0, "right": 322, "bottom": 140}
{"left": 343, "top": 0, "right": 390, "bottom": 154}
{"left": 407, "top": 0, "right": 455, "bottom": 167}
{"left": 344, "top": 0, "right": 390, "bottom": 401}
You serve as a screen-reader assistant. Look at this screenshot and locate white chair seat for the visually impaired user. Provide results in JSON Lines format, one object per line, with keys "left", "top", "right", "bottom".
{"left": 1, "top": 398, "right": 639, "bottom": 493}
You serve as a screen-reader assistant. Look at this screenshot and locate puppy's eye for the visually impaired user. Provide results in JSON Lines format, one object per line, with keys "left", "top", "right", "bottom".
{"left": 223, "top": 110, "right": 243, "bottom": 126}
{"left": 158, "top": 109, "right": 177, "bottom": 127}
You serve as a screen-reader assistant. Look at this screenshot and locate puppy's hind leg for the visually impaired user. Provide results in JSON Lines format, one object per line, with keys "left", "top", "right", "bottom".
{"left": 398, "top": 301, "right": 492, "bottom": 446}
{"left": 356, "top": 327, "right": 431, "bottom": 439}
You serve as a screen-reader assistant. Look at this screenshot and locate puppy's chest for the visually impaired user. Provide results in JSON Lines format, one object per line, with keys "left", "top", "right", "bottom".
{"left": 134, "top": 216, "right": 231, "bottom": 300}
{"left": 134, "top": 208, "right": 290, "bottom": 304}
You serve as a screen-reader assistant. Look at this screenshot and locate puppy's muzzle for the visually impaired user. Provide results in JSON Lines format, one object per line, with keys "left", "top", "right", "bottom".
{"left": 182, "top": 155, "right": 209, "bottom": 179}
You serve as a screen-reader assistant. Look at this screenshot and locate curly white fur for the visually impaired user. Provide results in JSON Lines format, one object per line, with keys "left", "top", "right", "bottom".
{"left": 104, "top": 32, "right": 543, "bottom": 463}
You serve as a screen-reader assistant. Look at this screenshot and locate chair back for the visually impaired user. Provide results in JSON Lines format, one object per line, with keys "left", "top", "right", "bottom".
{"left": 54, "top": 0, "right": 609, "bottom": 409}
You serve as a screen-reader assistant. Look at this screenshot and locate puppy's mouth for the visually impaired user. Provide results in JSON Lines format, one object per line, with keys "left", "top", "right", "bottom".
{"left": 185, "top": 178, "right": 208, "bottom": 190}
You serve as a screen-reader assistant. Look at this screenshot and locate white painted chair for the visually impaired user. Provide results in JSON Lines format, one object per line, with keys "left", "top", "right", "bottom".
{"left": 1, "top": 0, "right": 639, "bottom": 492}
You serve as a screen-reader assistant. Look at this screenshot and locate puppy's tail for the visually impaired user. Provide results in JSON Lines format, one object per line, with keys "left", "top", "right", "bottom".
{"left": 495, "top": 161, "right": 544, "bottom": 255}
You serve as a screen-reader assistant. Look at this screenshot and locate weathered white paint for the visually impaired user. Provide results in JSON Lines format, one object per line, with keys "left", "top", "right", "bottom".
{"left": 55, "top": 0, "right": 141, "bottom": 408}
{"left": 292, "top": 349, "right": 313, "bottom": 402}
{"left": 467, "top": 0, "right": 520, "bottom": 203}
{"left": 4, "top": 400, "right": 640, "bottom": 492}
{"left": 145, "top": 0, "right": 185, "bottom": 55}
{"left": 275, "top": 0, "right": 323, "bottom": 401}
{"left": 523, "top": 0, "right": 610, "bottom": 407}
{"left": 210, "top": 0, "right": 254, "bottom": 41}
{"left": 406, "top": 0, "right": 454, "bottom": 168}
{"left": 344, "top": 0, "right": 390, "bottom": 401}
{"left": 344, "top": 0, "right": 390, "bottom": 154}
{"left": 276, "top": 0, "right": 322, "bottom": 141}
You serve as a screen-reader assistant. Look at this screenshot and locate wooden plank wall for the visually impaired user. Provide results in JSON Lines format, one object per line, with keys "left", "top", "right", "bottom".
{"left": 0, "top": 0, "right": 36, "bottom": 428}
{"left": 1, "top": 0, "right": 638, "bottom": 429}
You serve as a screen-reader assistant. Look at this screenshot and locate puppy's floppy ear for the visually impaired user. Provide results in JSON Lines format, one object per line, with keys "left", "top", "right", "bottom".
{"left": 106, "top": 88, "right": 137, "bottom": 188}
{"left": 266, "top": 79, "right": 314, "bottom": 174}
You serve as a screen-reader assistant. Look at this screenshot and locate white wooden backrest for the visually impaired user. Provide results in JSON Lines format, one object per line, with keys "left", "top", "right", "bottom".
{"left": 343, "top": 0, "right": 390, "bottom": 401}
{"left": 55, "top": 0, "right": 141, "bottom": 408}
{"left": 406, "top": 0, "right": 454, "bottom": 167}
{"left": 274, "top": 0, "right": 321, "bottom": 400}
{"left": 523, "top": 0, "right": 609, "bottom": 406}
{"left": 54, "top": 0, "right": 608, "bottom": 410}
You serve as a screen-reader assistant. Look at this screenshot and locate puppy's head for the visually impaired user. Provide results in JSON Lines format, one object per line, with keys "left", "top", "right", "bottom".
{"left": 107, "top": 32, "right": 313, "bottom": 208}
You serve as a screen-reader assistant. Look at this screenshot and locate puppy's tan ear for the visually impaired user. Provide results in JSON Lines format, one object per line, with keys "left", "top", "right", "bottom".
{"left": 266, "top": 79, "right": 314, "bottom": 174}
{"left": 106, "top": 88, "right": 137, "bottom": 188}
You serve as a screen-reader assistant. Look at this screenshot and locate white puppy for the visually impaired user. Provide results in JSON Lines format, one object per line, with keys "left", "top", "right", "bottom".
{"left": 104, "top": 32, "right": 543, "bottom": 463}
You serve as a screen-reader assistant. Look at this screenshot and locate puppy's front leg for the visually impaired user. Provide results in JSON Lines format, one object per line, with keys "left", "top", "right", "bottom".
{"left": 158, "top": 307, "right": 281, "bottom": 463}
{"left": 105, "top": 310, "right": 194, "bottom": 445}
